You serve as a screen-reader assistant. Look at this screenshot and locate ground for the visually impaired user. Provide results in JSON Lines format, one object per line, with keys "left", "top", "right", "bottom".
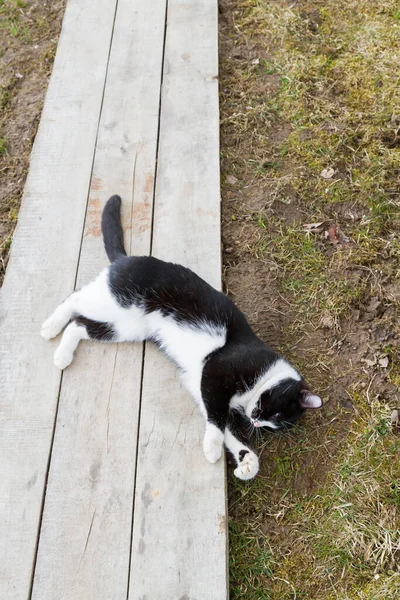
{"left": 1, "top": 0, "right": 400, "bottom": 598}
{"left": 220, "top": 0, "right": 400, "bottom": 598}
{"left": 0, "top": 0, "right": 65, "bottom": 282}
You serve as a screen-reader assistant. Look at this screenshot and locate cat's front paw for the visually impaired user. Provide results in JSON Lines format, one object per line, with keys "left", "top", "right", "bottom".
{"left": 234, "top": 450, "right": 259, "bottom": 481}
{"left": 41, "top": 315, "right": 63, "bottom": 340}
{"left": 204, "top": 440, "right": 223, "bottom": 463}
{"left": 203, "top": 424, "right": 224, "bottom": 464}
{"left": 53, "top": 347, "right": 73, "bottom": 370}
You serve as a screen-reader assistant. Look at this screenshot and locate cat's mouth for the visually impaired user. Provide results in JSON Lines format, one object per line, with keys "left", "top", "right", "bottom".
{"left": 251, "top": 418, "right": 281, "bottom": 430}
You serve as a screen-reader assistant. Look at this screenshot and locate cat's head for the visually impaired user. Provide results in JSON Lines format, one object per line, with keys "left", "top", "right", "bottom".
{"left": 246, "top": 377, "right": 322, "bottom": 431}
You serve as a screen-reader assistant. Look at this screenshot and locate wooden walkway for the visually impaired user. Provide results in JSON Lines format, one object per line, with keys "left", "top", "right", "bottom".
{"left": 0, "top": 1, "right": 227, "bottom": 598}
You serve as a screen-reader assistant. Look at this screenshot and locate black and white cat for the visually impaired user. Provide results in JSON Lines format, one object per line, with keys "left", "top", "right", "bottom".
{"left": 41, "top": 195, "right": 322, "bottom": 480}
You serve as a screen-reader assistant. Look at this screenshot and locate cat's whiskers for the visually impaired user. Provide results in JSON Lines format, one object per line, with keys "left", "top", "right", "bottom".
{"left": 281, "top": 382, "right": 295, "bottom": 396}
{"left": 245, "top": 420, "right": 255, "bottom": 436}
{"left": 280, "top": 420, "right": 302, "bottom": 435}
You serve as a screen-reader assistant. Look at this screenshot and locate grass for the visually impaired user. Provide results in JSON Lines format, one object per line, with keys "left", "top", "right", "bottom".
{"left": 230, "top": 521, "right": 275, "bottom": 599}
{"left": 220, "top": 0, "right": 400, "bottom": 597}
{"left": 0, "top": 137, "right": 7, "bottom": 155}
{"left": 0, "top": 0, "right": 64, "bottom": 283}
{"left": 221, "top": 0, "right": 400, "bottom": 224}
{"left": 0, "top": 0, "right": 28, "bottom": 40}
{"left": 253, "top": 216, "right": 371, "bottom": 331}
{"left": 0, "top": 87, "right": 10, "bottom": 108}
{"left": 229, "top": 395, "right": 400, "bottom": 599}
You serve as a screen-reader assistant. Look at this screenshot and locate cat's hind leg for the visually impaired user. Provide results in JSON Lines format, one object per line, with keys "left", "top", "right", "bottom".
{"left": 53, "top": 320, "right": 90, "bottom": 370}
{"left": 224, "top": 427, "right": 259, "bottom": 481}
{"left": 41, "top": 268, "right": 113, "bottom": 340}
{"left": 41, "top": 291, "right": 81, "bottom": 340}
{"left": 53, "top": 317, "right": 116, "bottom": 370}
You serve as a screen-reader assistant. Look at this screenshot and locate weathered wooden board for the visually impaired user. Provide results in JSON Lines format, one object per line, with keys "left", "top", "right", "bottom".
{"left": 30, "top": 1, "right": 167, "bottom": 599}
{"left": 128, "top": 1, "right": 228, "bottom": 598}
{"left": 0, "top": 1, "right": 118, "bottom": 597}
{"left": 1, "top": 0, "right": 227, "bottom": 597}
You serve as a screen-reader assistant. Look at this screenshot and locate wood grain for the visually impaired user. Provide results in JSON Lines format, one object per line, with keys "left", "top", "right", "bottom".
{"left": 31, "top": 1, "right": 167, "bottom": 598}
{"left": 0, "top": 1, "right": 118, "bottom": 597}
{"left": 1, "top": 0, "right": 227, "bottom": 597}
{"left": 128, "top": 1, "right": 228, "bottom": 598}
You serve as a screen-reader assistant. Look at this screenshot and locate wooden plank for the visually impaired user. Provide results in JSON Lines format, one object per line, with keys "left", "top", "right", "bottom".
{"left": 0, "top": 1, "right": 118, "bottom": 598}
{"left": 30, "top": 1, "right": 167, "bottom": 599}
{"left": 128, "top": 1, "right": 228, "bottom": 598}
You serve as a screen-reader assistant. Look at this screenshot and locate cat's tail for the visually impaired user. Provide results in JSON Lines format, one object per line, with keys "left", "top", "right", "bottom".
{"left": 101, "top": 195, "right": 127, "bottom": 262}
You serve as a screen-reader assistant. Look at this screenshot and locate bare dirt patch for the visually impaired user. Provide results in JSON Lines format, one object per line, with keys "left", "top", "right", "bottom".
{"left": 0, "top": 0, "right": 66, "bottom": 282}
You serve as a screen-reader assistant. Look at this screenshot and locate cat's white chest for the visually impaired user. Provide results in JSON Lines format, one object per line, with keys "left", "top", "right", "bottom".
{"left": 147, "top": 312, "right": 226, "bottom": 409}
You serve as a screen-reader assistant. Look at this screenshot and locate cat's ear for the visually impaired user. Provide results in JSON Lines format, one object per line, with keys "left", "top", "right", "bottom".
{"left": 300, "top": 390, "right": 322, "bottom": 409}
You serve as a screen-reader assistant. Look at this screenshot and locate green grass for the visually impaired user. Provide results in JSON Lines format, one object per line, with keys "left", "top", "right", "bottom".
{"left": 230, "top": 521, "right": 275, "bottom": 599}
{"left": 0, "top": 0, "right": 28, "bottom": 40}
{"left": 0, "top": 137, "right": 8, "bottom": 155}
{"left": 221, "top": 0, "right": 400, "bottom": 227}
{"left": 0, "top": 86, "right": 10, "bottom": 109}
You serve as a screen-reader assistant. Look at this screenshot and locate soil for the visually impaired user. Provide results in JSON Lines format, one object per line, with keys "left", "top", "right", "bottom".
{"left": 0, "top": 0, "right": 66, "bottom": 283}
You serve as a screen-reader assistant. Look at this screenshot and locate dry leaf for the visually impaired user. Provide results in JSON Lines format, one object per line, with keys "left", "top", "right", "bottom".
{"left": 379, "top": 356, "right": 389, "bottom": 368}
{"left": 320, "top": 167, "right": 335, "bottom": 179}
{"left": 226, "top": 175, "right": 238, "bottom": 185}
{"left": 303, "top": 222, "right": 326, "bottom": 233}
{"left": 304, "top": 221, "right": 348, "bottom": 244}
{"left": 327, "top": 223, "right": 340, "bottom": 244}
{"left": 252, "top": 58, "right": 260, "bottom": 65}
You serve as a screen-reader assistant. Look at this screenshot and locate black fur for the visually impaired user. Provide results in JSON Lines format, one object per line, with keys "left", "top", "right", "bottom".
{"left": 201, "top": 337, "right": 282, "bottom": 430}
{"left": 101, "top": 194, "right": 127, "bottom": 262}
{"left": 74, "top": 316, "right": 115, "bottom": 341}
{"left": 258, "top": 378, "right": 304, "bottom": 427}
{"left": 239, "top": 449, "right": 249, "bottom": 461}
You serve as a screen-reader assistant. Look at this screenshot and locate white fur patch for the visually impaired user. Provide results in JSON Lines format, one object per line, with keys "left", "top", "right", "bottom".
{"left": 146, "top": 313, "right": 226, "bottom": 415}
{"left": 203, "top": 423, "right": 224, "bottom": 463}
{"left": 257, "top": 419, "right": 279, "bottom": 429}
{"left": 234, "top": 451, "right": 259, "bottom": 481}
